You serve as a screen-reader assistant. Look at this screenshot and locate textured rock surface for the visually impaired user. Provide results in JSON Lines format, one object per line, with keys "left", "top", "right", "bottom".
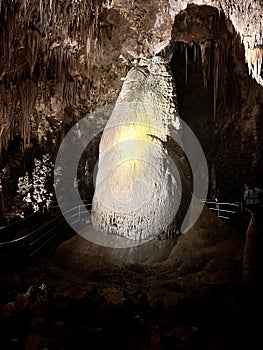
{"left": 0, "top": 0, "right": 262, "bottom": 202}
{"left": 55, "top": 204, "right": 244, "bottom": 294}
{"left": 169, "top": 0, "right": 263, "bottom": 84}
{"left": 92, "top": 56, "right": 183, "bottom": 239}
{"left": 169, "top": 4, "right": 263, "bottom": 199}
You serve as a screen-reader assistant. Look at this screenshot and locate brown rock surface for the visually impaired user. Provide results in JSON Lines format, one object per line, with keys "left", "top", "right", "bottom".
{"left": 54, "top": 205, "right": 244, "bottom": 302}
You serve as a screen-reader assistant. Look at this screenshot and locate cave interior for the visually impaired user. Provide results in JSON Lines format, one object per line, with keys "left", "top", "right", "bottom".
{"left": 0, "top": 1, "right": 263, "bottom": 349}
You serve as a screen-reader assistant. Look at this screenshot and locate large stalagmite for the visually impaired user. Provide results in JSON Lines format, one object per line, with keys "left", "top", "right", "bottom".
{"left": 91, "top": 56, "right": 186, "bottom": 241}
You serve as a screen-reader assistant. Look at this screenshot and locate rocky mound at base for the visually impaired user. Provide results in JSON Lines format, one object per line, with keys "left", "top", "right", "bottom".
{"left": 53, "top": 205, "right": 244, "bottom": 303}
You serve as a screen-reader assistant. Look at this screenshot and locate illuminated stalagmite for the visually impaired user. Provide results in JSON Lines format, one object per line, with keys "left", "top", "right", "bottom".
{"left": 92, "top": 56, "right": 185, "bottom": 241}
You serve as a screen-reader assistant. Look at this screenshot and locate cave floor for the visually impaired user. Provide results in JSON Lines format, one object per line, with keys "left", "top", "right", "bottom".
{"left": 0, "top": 206, "right": 262, "bottom": 349}
{"left": 0, "top": 254, "right": 262, "bottom": 350}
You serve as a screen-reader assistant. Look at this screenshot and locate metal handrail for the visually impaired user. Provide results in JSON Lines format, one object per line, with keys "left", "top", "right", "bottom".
{"left": 209, "top": 208, "right": 236, "bottom": 214}
{"left": 201, "top": 199, "right": 253, "bottom": 221}
{"left": 0, "top": 211, "right": 40, "bottom": 230}
{"left": 0, "top": 203, "right": 92, "bottom": 246}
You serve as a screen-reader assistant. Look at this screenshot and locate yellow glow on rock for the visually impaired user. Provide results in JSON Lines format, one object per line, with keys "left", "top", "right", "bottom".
{"left": 115, "top": 122, "right": 164, "bottom": 166}
{"left": 112, "top": 122, "right": 158, "bottom": 203}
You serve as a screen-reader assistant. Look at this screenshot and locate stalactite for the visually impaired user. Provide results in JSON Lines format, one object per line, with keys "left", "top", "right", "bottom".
{"left": 213, "top": 41, "right": 220, "bottom": 120}
{"left": 245, "top": 46, "right": 263, "bottom": 84}
{"left": 185, "top": 43, "right": 188, "bottom": 83}
{"left": 241, "top": 11, "right": 263, "bottom": 85}
{"left": 18, "top": 79, "right": 38, "bottom": 148}
{"left": 193, "top": 42, "right": 197, "bottom": 62}
{"left": 39, "top": 0, "right": 43, "bottom": 24}
{"left": 200, "top": 40, "right": 211, "bottom": 92}
{"left": 0, "top": 0, "right": 108, "bottom": 154}
{"left": 26, "top": 28, "right": 41, "bottom": 78}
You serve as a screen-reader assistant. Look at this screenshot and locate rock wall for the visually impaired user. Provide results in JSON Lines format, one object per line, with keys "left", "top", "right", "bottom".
{"left": 0, "top": 0, "right": 262, "bottom": 201}
{"left": 169, "top": 4, "right": 263, "bottom": 199}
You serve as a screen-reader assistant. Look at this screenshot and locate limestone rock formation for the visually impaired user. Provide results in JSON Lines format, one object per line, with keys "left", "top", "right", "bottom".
{"left": 55, "top": 202, "right": 244, "bottom": 297}
{"left": 0, "top": 0, "right": 262, "bottom": 207}
{"left": 92, "top": 56, "right": 185, "bottom": 240}
{"left": 0, "top": 0, "right": 262, "bottom": 153}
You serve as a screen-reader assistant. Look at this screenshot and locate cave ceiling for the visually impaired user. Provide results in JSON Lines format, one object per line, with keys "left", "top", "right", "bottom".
{"left": 0, "top": 0, "right": 262, "bottom": 200}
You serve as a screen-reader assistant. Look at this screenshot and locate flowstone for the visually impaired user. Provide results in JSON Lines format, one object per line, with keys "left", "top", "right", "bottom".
{"left": 92, "top": 56, "right": 187, "bottom": 241}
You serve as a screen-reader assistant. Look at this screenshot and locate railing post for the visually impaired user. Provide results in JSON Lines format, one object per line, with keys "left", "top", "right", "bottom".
{"left": 215, "top": 198, "right": 220, "bottom": 217}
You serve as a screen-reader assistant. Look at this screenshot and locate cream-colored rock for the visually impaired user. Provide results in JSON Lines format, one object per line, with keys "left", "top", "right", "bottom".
{"left": 92, "top": 56, "right": 183, "bottom": 240}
